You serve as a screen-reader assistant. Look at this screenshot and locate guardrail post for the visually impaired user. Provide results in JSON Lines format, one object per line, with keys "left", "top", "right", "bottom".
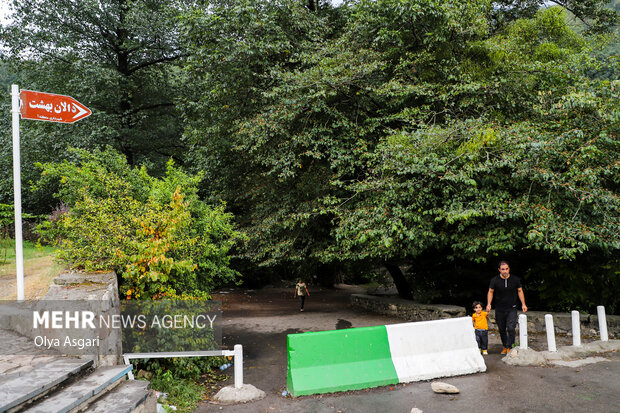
{"left": 597, "top": 306, "right": 608, "bottom": 342}
{"left": 545, "top": 314, "right": 557, "bottom": 352}
{"left": 123, "top": 355, "right": 135, "bottom": 380}
{"left": 518, "top": 314, "right": 528, "bottom": 349}
{"left": 234, "top": 344, "right": 243, "bottom": 389}
{"left": 571, "top": 311, "right": 581, "bottom": 347}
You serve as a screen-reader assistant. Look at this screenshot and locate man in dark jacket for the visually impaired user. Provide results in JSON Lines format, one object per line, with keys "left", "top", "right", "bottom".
{"left": 486, "top": 261, "right": 528, "bottom": 354}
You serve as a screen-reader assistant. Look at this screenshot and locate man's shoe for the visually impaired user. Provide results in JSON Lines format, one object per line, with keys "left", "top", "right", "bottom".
{"left": 482, "top": 350, "right": 488, "bottom": 355}
{"left": 501, "top": 347, "right": 510, "bottom": 354}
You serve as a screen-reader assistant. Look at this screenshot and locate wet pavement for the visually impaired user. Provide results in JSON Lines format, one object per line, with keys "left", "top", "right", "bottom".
{"left": 195, "top": 286, "right": 620, "bottom": 413}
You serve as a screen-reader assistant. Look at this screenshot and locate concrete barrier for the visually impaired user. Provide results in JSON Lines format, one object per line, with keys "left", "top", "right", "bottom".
{"left": 286, "top": 317, "right": 486, "bottom": 396}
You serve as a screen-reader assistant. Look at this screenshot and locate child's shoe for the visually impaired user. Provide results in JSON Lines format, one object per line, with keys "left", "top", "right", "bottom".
{"left": 482, "top": 350, "right": 488, "bottom": 355}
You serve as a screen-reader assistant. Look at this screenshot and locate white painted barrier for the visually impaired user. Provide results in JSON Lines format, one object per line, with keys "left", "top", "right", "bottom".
{"left": 571, "top": 311, "right": 581, "bottom": 347}
{"left": 597, "top": 306, "right": 608, "bottom": 342}
{"left": 519, "top": 314, "right": 528, "bottom": 349}
{"left": 545, "top": 314, "right": 557, "bottom": 352}
{"left": 385, "top": 317, "right": 486, "bottom": 382}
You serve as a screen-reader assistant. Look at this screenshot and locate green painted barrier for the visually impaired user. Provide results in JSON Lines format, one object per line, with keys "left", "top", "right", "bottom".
{"left": 286, "top": 325, "right": 399, "bottom": 396}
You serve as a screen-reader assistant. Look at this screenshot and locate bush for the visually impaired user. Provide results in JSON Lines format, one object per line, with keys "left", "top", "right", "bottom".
{"left": 35, "top": 147, "right": 244, "bottom": 298}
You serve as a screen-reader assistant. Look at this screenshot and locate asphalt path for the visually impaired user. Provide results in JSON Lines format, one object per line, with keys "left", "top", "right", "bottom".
{"left": 194, "top": 286, "right": 620, "bottom": 413}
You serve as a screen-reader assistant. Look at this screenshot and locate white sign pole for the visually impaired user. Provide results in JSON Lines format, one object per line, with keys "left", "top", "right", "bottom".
{"left": 11, "top": 84, "right": 25, "bottom": 301}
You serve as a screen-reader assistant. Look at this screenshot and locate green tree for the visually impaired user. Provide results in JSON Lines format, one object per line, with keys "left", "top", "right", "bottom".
{"left": 490, "top": 1, "right": 618, "bottom": 33}
{"left": 0, "top": 0, "right": 190, "bottom": 213}
{"left": 181, "top": 0, "right": 619, "bottom": 310}
{"left": 179, "top": 0, "right": 342, "bottom": 278}
{"left": 328, "top": 7, "right": 619, "bottom": 308}
{"left": 181, "top": 0, "right": 496, "bottom": 293}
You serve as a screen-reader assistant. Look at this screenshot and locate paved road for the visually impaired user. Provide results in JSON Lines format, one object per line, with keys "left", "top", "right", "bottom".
{"left": 195, "top": 287, "right": 620, "bottom": 413}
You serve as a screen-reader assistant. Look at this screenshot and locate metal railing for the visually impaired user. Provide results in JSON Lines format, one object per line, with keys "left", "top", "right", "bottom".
{"left": 123, "top": 344, "right": 244, "bottom": 388}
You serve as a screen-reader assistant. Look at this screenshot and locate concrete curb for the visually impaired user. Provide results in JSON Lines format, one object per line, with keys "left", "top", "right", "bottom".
{"left": 502, "top": 340, "right": 620, "bottom": 367}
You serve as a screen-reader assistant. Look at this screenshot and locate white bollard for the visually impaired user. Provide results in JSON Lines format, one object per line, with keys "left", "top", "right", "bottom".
{"left": 571, "top": 311, "right": 581, "bottom": 347}
{"left": 518, "top": 314, "right": 528, "bottom": 349}
{"left": 234, "top": 344, "right": 243, "bottom": 389}
{"left": 545, "top": 314, "right": 557, "bottom": 352}
{"left": 597, "top": 306, "right": 609, "bottom": 342}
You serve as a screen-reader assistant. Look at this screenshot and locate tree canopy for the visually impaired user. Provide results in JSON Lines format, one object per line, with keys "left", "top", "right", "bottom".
{"left": 178, "top": 0, "right": 619, "bottom": 311}
{"left": 1, "top": 0, "right": 618, "bottom": 312}
{"left": 0, "top": 0, "right": 190, "bottom": 212}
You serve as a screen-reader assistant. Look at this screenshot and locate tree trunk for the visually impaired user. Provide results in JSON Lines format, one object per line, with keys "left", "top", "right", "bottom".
{"left": 383, "top": 261, "right": 413, "bottom": 300}
{"left": 115, "top": 0, "right": 135, "bottom": 165}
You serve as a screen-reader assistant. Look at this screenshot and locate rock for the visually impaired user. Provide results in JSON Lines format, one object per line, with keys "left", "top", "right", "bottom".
{"left": 136, "top": 369, "right": 153, "bottom": 379}
{"left": 502, "top": 347, "right": 546, "bottom": 366}
{"left": 431, "top": 381, "right": 459, "bottom": 394}
{"left": 410, "top": 408, "right": 424, "bottom": 413}
{"left": 213, "top": 384, "right": 266, "bottom": 404}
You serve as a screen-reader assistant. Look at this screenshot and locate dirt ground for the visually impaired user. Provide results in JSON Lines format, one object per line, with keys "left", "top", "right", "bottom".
{"left": 0, "top": 255, "right": 62, "bottom": 300}
{"left": 195, "top": 286, "right": 620, "bottom": 413}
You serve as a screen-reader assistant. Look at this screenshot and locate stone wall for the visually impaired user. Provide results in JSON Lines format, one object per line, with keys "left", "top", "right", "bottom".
{"left": 350, "top": 294, "right": 466, "bottom": 321}
{"left": 0, "top": 271, "right": 122, "bottom": 367}
{"left": 350, "top": 294, "right": 619, "bottom": 338}
{"left": 47, "top": 271, "right": 122, "bottom": 366}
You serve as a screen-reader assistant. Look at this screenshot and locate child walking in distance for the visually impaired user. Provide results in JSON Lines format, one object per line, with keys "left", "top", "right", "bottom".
{"left": 472, "top": 301, "right": 489, "bottom": 355}
{"left": 294, "top": 279, "right": 309, "bottom": 312}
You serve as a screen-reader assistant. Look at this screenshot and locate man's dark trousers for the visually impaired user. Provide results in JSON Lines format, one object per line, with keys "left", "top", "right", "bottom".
{"left": 495, "top": 308, "right": 518, "bottom": 348}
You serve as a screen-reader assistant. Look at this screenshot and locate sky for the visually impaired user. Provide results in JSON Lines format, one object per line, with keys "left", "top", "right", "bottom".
{"left": 1, "top": 2, "right": 11, "bottom": 26}
{"left": 1, "top": 1, "right": 345, "bottom": 27}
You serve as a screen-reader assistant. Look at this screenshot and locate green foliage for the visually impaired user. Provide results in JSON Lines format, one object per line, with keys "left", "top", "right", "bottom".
{"left": 0, "top": 203, "right": 46, "bottom": 263}
{"left": 179, "top": 0, "right": 343, "bottom": 273}
{"left": 146, "top": 369, "right": 215, "bottom": 413}
{"left": 179, "top": 0, "right": 619, "bottom": 311}
{"left": 35, "top": 147, "right": 243, "bottom": 299}
{"left": 525, "top": 256, "right": 620, "bottom": 314}
{"left": 0, "top": 204, "right": 15, "bottom": 232}
{"left": 1, "top": 0, "right": 617, "bottom": 313}
{"left": 133, "top": 354, "right": 228, "bottom": 412}
{"left": 180, "top": 0, "right": 502, "bottom": 273}
{"left": 330, "top": 103, "right": 619, "bottom": 262}
{"left": 0, "top": 0, "right": 191, "bottom": 213}
{"left": 489, "top": 1, "right": 619, "bottom": 34}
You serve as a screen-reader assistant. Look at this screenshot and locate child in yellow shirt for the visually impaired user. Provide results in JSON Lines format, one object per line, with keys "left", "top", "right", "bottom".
{"left": 472, "top": 301, "right": 489, "bottom": 355}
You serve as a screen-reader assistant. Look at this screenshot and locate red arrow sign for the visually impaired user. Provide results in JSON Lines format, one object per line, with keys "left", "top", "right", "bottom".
{"left": 20, "top": 90, "right": 92, "bottom": 123}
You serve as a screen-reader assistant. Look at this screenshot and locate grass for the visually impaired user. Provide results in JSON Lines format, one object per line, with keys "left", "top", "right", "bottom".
{"left": 147, "top": 369, "right": 227, "bottom": 412}
{"left": 0, "top": 239, "right": 64, "bottom": 300}
{"left": 0, "top": 238, "right": 56, "bottom": 263}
